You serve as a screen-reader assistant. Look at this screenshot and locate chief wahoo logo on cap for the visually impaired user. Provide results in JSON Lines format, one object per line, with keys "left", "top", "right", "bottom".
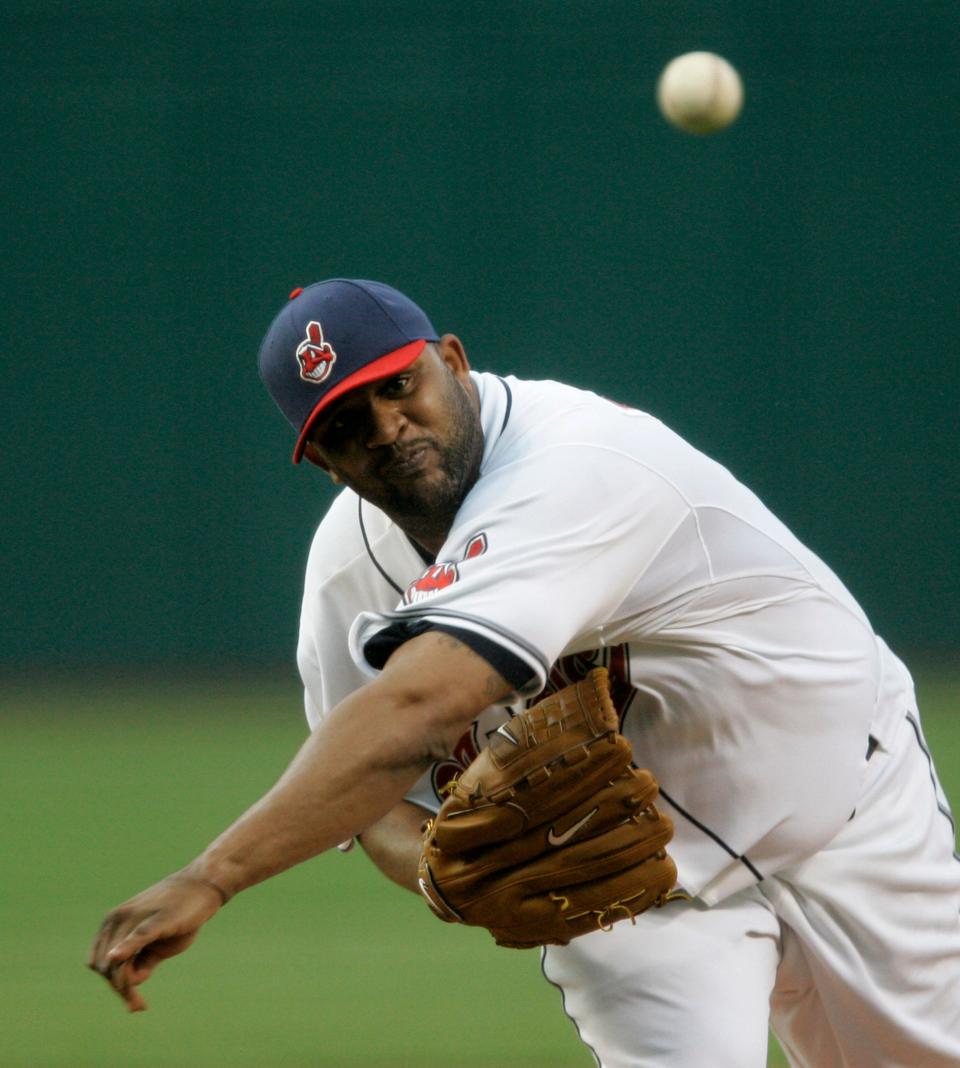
{"left": 296, "top": 321, "right": 337, "bottom": 384}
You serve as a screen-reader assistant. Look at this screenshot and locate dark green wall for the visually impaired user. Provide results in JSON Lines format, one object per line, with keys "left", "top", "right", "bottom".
{"left": 4, "top": 1, "right": 958, "bottom": 668}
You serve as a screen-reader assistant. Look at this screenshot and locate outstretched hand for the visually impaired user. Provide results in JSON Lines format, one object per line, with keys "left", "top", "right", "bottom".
{"left": 87, "top": 871, "right": 228, "bottom": 1012}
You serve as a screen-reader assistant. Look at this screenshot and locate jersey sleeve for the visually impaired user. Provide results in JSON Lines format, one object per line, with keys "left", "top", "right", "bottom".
{"left": 297, "top": 492, "right": 426, "bottom": 730}
{"left": 349, "top": 442, "right": 693, "bottom": 697}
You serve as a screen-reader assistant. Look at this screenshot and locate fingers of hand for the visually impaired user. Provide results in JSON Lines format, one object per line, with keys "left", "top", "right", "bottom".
{"left": 124, "top": 945, "right": 164, "bottom": 986}
{"left": 106, "top": 915, "right": 160, "bottom": 965}
{"left": 88, "top": 908, "right": 161, "bottom": 1011}
{"left": 87, "top": 912, "right": 123, "bottom": 969}
{"left": 90, "top": 917, "right": 205, "bottom": 1015}
{"left": 99, "top": 957, "right": 148, "bottom": 1012}
{"left": 95, "top": 909, "right": 157, "bottom": 973}
{"left": 85, "top": 948, "right": 148, "bottom": 1012}
{"left": 89, "top": 875, "right": 225, "bottom": 1012}
{"left": 91, "top": 934, "right": 187, "bottom": 1013}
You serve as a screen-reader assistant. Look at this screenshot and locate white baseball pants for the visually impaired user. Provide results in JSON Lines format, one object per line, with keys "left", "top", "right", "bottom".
{"left": 542, "top": 708, "right": 960, "bottom": 1067}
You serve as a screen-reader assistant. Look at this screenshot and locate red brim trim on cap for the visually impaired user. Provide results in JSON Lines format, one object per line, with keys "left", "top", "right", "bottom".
{"left": 292, "top": 338, "right": 428, "bottom": 463}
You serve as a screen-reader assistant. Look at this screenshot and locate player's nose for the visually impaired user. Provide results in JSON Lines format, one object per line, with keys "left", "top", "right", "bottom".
{"left": 364, "top": 398, "right": 407, "bottom": 448}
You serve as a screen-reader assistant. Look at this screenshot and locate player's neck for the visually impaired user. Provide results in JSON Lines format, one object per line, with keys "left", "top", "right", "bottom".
{"left": 392, "top": 512, "right": 454, "bottom": 558}
{"left": 405, "top": 535, "right": 437, "bottom": 565}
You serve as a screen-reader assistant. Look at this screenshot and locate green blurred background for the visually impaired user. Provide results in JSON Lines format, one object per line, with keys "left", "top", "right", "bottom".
{"left": 2, "top": 1, "right": 957, "bottom": 1065}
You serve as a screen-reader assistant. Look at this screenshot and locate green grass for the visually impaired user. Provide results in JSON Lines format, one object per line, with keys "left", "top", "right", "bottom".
{"left": 1, "top": 665, "right": 956, "bottom": 1067}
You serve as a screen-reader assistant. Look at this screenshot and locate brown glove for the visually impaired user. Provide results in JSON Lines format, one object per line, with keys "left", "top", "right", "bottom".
{"left": 417, "top": 668, "right": 677, "bottom": 948}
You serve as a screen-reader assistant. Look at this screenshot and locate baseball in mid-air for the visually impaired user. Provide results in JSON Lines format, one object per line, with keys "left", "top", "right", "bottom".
{"left": 656, "top": 52, "right": 744, "bottom": 135}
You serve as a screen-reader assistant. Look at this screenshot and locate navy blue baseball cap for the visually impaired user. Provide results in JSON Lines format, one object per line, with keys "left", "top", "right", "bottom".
{"left": 257, "top": 279, "right": 440, "bottom": 463}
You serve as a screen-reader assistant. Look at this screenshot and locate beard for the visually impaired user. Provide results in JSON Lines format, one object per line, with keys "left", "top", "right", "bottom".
{"left": 358, "top": 370, "right": 484, "bottom": 547}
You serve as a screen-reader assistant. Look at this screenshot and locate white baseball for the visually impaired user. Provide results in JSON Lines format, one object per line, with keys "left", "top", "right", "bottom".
{"left": 656, "top": 52, "right": 744, "bottom": 135}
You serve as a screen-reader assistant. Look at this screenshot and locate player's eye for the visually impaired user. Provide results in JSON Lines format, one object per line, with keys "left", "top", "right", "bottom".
{"left": 382, "top": 373, "right": 413, "bottom": 397}
{"left": 312, "top": 414, "right": 350, "bottom": 449}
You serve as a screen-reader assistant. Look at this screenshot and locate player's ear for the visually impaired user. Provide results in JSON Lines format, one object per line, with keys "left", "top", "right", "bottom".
{"left": 436, "top": 334, "right": 470, "bottom": 381}
{"left": 303, "top": 442, "right": 342, "bottom": 484}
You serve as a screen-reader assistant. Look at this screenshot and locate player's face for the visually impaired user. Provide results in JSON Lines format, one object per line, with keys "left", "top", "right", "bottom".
{"left": 303, "top": 337, "right": 483, "bottom": 550}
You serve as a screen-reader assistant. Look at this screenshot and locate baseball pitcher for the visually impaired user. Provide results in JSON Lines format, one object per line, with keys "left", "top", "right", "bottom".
{"left": 89, "top": 280, "right": 960, "bottom": 1068}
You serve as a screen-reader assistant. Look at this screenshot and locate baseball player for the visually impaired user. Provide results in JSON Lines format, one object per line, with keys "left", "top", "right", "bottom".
{"left": 89, "top": 279, "right": 960, "bottom": 1067}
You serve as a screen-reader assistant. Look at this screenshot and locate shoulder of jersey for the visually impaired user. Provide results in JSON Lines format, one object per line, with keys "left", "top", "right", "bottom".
{"left": 497, "top": 375, "right": 656, "bottom": 450}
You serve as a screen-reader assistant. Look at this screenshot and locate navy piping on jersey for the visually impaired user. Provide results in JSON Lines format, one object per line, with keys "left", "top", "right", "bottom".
{"left": 906, "top": 712, "right": 959, "bottom": 861}
{"left": 617, "top": 655, "right": 638, "bottom": 732}
{"left": 385, "top": 607, "right": 550, "bottom": 671}
{"left": 540, "top": 947, "right": 601, "bottom": 1068}
{"left": 364, "top": 618, "right": 535, "bottom": 691}
{"left": 357, "top": 499, "right": 405, "bottom": 596}
{"left": 658, "top": 787, "right": 764, "bottom": 883}
{"left": 494, "top": 375, "right": 513, "bottom": 438}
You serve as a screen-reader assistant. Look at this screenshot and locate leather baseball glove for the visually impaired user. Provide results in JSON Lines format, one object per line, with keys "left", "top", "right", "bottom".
{"left": 417, "top": 668, "right": 677, "bottom": 948}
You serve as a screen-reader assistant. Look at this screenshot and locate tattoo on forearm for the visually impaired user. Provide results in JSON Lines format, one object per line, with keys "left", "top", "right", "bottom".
{"left": 434, "top": 632, "right": 506, "bottom": 700}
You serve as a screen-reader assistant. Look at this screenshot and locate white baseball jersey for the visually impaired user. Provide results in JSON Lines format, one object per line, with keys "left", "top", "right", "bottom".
{"left": 299, "top": 371, "right": 909, "bottom": 901}
{"left": 297, "top": 371, "right": 960, "bottom": 1065}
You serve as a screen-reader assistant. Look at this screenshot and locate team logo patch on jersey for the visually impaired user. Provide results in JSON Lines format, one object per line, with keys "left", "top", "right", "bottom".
{"left": 403, "top": 532, "right": 488, "bottom": 605}
{"left": 404, "top": 562, "right": 459, "bottom": 604}
{"left": 462, "top": 531, "right": 488, "bottom": 559}
{"left": 295, "top": 321, "right": 337, "bottom": 384}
